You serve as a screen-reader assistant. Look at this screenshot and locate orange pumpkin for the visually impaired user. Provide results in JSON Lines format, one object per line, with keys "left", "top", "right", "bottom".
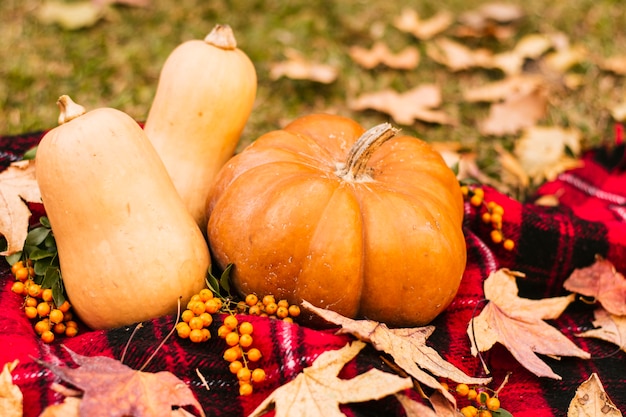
{"left": 206, "top": 114, "right": 466, "bottom": 327}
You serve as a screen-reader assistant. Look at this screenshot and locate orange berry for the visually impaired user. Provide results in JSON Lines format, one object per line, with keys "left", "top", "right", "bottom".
{"left": 276, "top": 306, "right": 289, "bottom": 319}
{"left": 53, "top": 322, "right": 67, "bottom": 335}
{"left": 473, "top": 188, "right": 484, "bottom": 198}
{"left": 200, "top": 328, "right": 211, "bottom": 342}
{"left": 205, "top": 298, "right": 221, "bottom": 314}
{"left": 277, "top": 299, "right": 289, "bottom": 308}
{"left": 490, "top": 229, "right": 503, "bottom": 244}
{"left": 237, "top": 367, "right": 251, "bottom": 382}
{"left": 34, "top": 319, "right": 50, "bottom": 335}
{"left": 239, "top": 321, "right": 254, "bottom": 335}
{"left": 49, "top": 309, "right": 64, "bottom": 324}
{"left": 65, "top": 320, "right": 78, "bottom": 329}
{"left": 223, "top": 346, "right": 242, "bottom": 362}
{"left": 223, "top": 315, "right": 239, "bottom": 330}
{"left": 24, "top": 297, "right": 38, "bottom": 308}
{"left": 11, "top": 281, "right": 25, "bottom": 295}
{"left": 41, "top": 289, "right": 53, "bottom": 302}
{"left": 239, "top": 333, "right": 253, "bottom": 348}
{"left": 229, "top": 360, "right": 244, "bottom": 375}
{"left": 492, "top": 204, "right": 504, "bottom": 216}
{"left": 41, "top": 330, "right": 55, "bottom": 344}
{"left": 189, "top": 329, "right": 204, "bottom": 343}
{"left": 282, "top": 317, "right": 294, "bottom": 324}
{"left": 248, "top": 305, "right": 262, "bottom": 315}
{"left": 63, "top": 311, "right": 73, "bottom": 322}
{"left": 262, "top": 295, "right": 275, "bottom": 306}
{"left": 27, "top": 283, "right": 42, "bottom": 298}
{"left": 246, "top": 348, "right": 262, "bottom": 362}
{"left": 217, "top": 325, "right": 231, "bottom": 338}
{"left": 478, "top": 410, "right": 492, "bottom": 417}
{"left": 198, "top": 288, "right": 214, "bottom": 302}
{"left": 456, "top": 383, "right": 470, "bottom": 396}
{"left": 264, "top": 302, "right": 278, "bottom": 315}
{"left": 460, "top": 185, "right": 469, "bottom": 196}
{"left": 470, "top": 195, "right": 483, "bottom": 207}
{"left": 188, "top": 316, "right": 204, "bottom": 330}
{"left": 15, "top": 267, "right": 30, "bottom": 282}
{"left": 225, "top": 331, "right": 240, "bottom": 347}
{"left": 57, "top": 300, "right": 71, "bottom": 313}
{"left": 245, "top": 293, "right": 258, "bottom": 306}
{"left": 490, "top": 212, "right": 502, "bottom": 226}
{"left": 190, "top": 294, "right": 201, "bottom": 303}
{"left": 486, "top": 397, "right": 501, "bottom": 411}
{"left": 65, "top": 326, "right": 78, "bottom": 337}
{"left": 199, "top": 312, "right": 213, "bottom": 327}
{"left": 190, "top": 301, "right": 206, "bottom": 316}
{"left": 460, "top": 405, "right": 478, "bottom": 417}
{"left": 251, "top": 368, "right": 266, "bottom": 383}
{"left": 503, "top": 239, "right": 515, "bottom": 251}
{"left": 11, "top": 261, "right": 24, "bottom": 276}
{"left": 239, "top": 382, "right": 253, "bottom": 396}
{"left": 176, "top": 322, "right": 191, "bottom": 339}
{"left": 36, "top": 302, "right": 51, "bottom": 318}
{"left": 24, "top": 306, "right": 38, "bottom": 319}
{"left": 181, "top": 309, "right": 195, "bottom": 323}
{"left": 481, "top": 212, "right": 492, "bottom": 224}
{"left": 467, "top": 389, "right": 478, "bottom": 401}
{"left": 288, "top": 305, "right": 301, "bottom": 317}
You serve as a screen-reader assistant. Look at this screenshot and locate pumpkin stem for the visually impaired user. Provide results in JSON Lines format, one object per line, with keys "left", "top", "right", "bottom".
{"left": 337, "top": 122, "right": 399, "bottom": 181}
{"left": 204, "top": 24, "right": 237, "bottom": 50}
{"left": 57, "top": 95, "right": 86, "bottom": 125}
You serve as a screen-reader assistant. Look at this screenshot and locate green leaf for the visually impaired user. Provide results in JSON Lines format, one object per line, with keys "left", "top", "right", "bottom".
{"left": 22, "top": 146, "right": 38, "bottom": 160}
{"left": 25, "top": 227, "right": 51, "bottom": 246}
{"left": 39, "top": 216, "right": 51, "bottom": 228}
{"left": 34, "top": 257, "right": 54, "bottom": 276}
{"left": 220, "top": 264, "right": 233, "bottom": 294}
{"left": 5, "top": 251, "right": 22, "bottom": 266}
{"left": 492, "top": 408, "right": 514, "bottom": 417}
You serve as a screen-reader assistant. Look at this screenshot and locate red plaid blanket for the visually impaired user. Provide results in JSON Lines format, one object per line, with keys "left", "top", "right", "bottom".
{"left": 1, "top": 129, "right": 625, "bottom": 417}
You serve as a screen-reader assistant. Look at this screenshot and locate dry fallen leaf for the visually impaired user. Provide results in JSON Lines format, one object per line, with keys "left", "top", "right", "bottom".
{"left": 349, "top": 84, "right": 454, "bottom": 125}
{"left": 426, "top": 37, "right": 494, "bottom": 72}
{"left": 0, "top": 361, "right": 22, "bottom": 417}
{"left": 514, "top": 125, "right": 583, "bottom": 184}
{"left": 599, "top": 55, "right": 626, "bottom": 76}
{"left": 393, "top": 9, "right": 454, "bottom": 40}
{"left": 564, "top": 256, "right": 626, "bottom": 316}
{"left": 463, "top": 75, "right": 544, "bottom": 103}
{"left": 36, "top": 0, "right": 106, "bottom": 30}
{"left": 38, "top": 347, "right": 205, "bottom": 417}
{"left": 468, "top": 269, "right": 590, "bottom": 380}
{"left": 479, "top": 88, "right": 548, "bottom": 136}
{"left": 269, "top": 49, "right": 338, "bottom": 84}
{"left": 303, "top": 300, "right": 491, "bottom": 406}
{"left": 544, "top": 44, "right": 588, "bottom": 74}
{"left": 567, "top": 373, "right": 622, "bottom": 417}
{"left": 349, "top": 41, "right": 420, "bottom": 70}
{"left": 610, "top": 101, "right": 626, "bottom": 122}
{"left": 395, "top": 391, "right": 458, "bottom": 417}
{"left": 577, "top": 308, "right": 626, "bottom": 353}
{"left": 249, "top": 340, "right": 413, "bottom": 417}
{"left": 0, "top": 160, "right": 42, "bottom": 256}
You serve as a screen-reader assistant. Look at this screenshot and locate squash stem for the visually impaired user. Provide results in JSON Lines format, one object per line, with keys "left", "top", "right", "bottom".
{"left": 56, "top": 95, "right": 86, "bottom": 125}
{"left": 204, "top": 24, "right": 237, "bottom": 50}
{"left": 337, "top": 122, "right": 399, "bottom": 181}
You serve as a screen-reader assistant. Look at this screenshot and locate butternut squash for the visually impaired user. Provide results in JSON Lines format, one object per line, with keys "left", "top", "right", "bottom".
{"left": 36, "top": 95, "right": 210, "bottom": 330}
{"left": 144, "top": 24, "right": 257, "bottom": 228}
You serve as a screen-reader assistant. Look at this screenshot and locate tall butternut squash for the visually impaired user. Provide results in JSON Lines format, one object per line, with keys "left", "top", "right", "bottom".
{"left": 36, "top": 95, "right": 210, "bottom": 330}
{"left": 144, "top": 24, "right": 257, "bottom": 228}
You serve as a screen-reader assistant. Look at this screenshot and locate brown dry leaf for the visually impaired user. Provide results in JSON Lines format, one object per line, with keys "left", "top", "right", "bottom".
{"left": 456, "top": 3, "right": 524, "bottom": 39}
{"left": 610, "top": 101, "right": 626, "bottom": 122}
{"left": 495, "top": 143, "right": 530, "bottom": 192}
{"left": 270, "top": 49, "right": 338, "bottom": 84}
{"left": 468, "top": 269, "right": 590, "bottom": 380}
{"left": 463, "top": 74, "right": 544, "bottom": 103}
{"left": 514, "top": 125, "right": 583, "bottom": 184}
{"left": 426, "top": 37, "right": 494, "bottom": 72}
{"left": 249, "top": 340, "right": 413, "bottom": 417}
{"left": 395, "top": 391, "right": 456, "bottom": 417}
{"left": 36, "top": 0, "right": 106, "bottom": 30}
{"left": 479, "top": 87, "right": 548, "bottom": 136}
{"left": 567, "top": 373, "right": 622, "bottom": 417}
{"left": 393, "top": 9, "right": 454, "bottom": 40}
{"left": 544, "top": 44, "right": 587, "bottom": 73}
{"left": 599, "top": 55, "right": 626, "bottom": 75}
{"left": 38, "top": 347, "right": 205, "bottom": 417}
{"left": 564, "top": 256, "right": 626, "bottom": 316}
{"left": 303, "top": 301, "right": 491, "bottom": 406}
{"left": 349, "top": 84, "right": 454, "bottom": 126}
{"left": 349, "top": 41, "right": 420, "bottom": 70}
{"left": 577, "top": 308, "right": 626, "bottom": 352}
{"left": 0, "top": 160, "right": 42, "bottom": 256}
{"left": 0, "top": 360, "right": 22, "bottom": 417}
{"left": 39, "top": 396, "right": 197, "bottom": 417}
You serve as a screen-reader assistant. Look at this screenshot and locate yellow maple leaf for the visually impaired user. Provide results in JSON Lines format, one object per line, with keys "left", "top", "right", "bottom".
{"left": 0, "top": 360, "right": 22, "bottom": 417}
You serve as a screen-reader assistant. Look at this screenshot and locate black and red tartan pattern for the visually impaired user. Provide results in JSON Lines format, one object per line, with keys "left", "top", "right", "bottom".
{"left": 1, "top": 130, "right": 625, "bottom": 417}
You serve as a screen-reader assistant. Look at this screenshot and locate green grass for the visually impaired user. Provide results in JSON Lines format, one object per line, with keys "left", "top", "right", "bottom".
{"left": 1, "top": 0, "right": 624, "bottom": 166}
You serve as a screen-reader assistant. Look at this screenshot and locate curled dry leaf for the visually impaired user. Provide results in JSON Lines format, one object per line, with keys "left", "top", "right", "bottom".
{"left": 567, "top": 373, "right": 622, "bottom": 417}
{"left": 349, "top": 84, "right": 454, "bottom": 125}
{"left": 514, "top": 125, "right": 583, "bottom": 184}
{"left": 249, "top": 341, "right": 413, "bottom": 417}
{"left": 426, "top": 38, "right": 494, "bottom": 72}
{"left": 270, "top": 49, "right": 338, "bottom": 84}
{"left": 463, "top": 74, "right": 544, "bottom": 103}
{"left": 349, "top": 41, "right": 420, "bottom": 70}
{"left": 599, "top": 55, "right": 626, "bottom": 75}
{"left": 393, "top": 9, "right": 453, "bottom": 40}
{"left": 468, "top": 269, "right": 590, "bottom": 380}
{"left": 479, "top": 87, "right": 548, "bottom": 136}
{"left": 0, "top": 159, "right": 42, "bottom": 256}
{"left": 37, "top": 347, "right": 205, "bottom": 417}
{"left": 564, "top": 256, "right": 626, "bottom": 316}
{"left": 0, "top": 360, "right": 22, "bottom": 417}
{"left": 303, "top": 300, "right": 491, "bottom": 406}
{"left": 577, "top": 308, "right": 626, "bottom": 353}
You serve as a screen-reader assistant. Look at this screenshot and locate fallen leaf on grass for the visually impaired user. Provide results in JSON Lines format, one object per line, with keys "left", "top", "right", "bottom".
{"left": 393, "top": 9, "right": 454, "bottom": 40}
{"left": 38, "top": 347, "right": 205, "bottom": 417}
{"left": 577, "top": 308, "right": 626, "bottom": 352}
{"left": 458, "top": 2, "right": 524, "bottom": 32}
{"left": 349, "top": 41, "right": 420, "bottom": 70}
{"left": 544, "top": 44, "right": 587, "bottom": 73}
{"left": 564, "top": 256, "right": 626, "bottom": 316}
{"left": 610, "top": 101, "right": 626, "bottom": 122}
{"left": 36, "top": 0, "right": 106, "bottom": 30}
{"left": 463, "top": 74, "right": 544, "bottom": 103}
{"left": 349, "top": 84, "right": 454, "bottom": 125}
{"left": 426, "top": 38, "right": 494, "bottom": 72}
{"left": 513, "top": 125, "right": 583, "bottom": 184}
{"left": 567, "top": 373, "right": 622, "bottom": 417}
{"left": 0, "top": 160, "right": 42, "bottom": 256}
{"left": 479, "top": 88, "right": 548, "bottom": 136}
{"left": 270, "top": 49, "right": 338, "bottom": 84}
{"left": 0, "top": 361, "right": 22, "bottom": 417}
{"left": 468, "top": 269, "right": 590, "bottom": 380}
{"left": 599, "top": 55, "right": 626, "bottom": 76}
{"left": 249, "top": 341, "right": 413, "bottom": 417}
{"left": 303, "top": 300, "right": 491, "bottom": 406}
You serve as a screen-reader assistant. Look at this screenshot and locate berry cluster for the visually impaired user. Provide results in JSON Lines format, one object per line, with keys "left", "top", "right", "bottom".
{"left": 176, "top": 288, "right": 218, "bottom": 343}
{"left": 441, "top": 382, "right": 503, "bottom": 417}
{"left": 461, "top": 185, "right": 515, "bottom": 251}
{"left": 9, "top": 260, "right": 77, "bottom": 343}
{"left": 237, "top": 293, "right": 301, "bottom": 323}
{"left": 219, "top": 314, "right": 266, "bottom": 396}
